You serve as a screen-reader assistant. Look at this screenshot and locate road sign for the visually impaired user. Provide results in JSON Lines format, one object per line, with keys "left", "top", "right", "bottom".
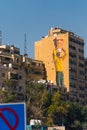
{"left": 0, "top": 102, "right": 26, "bottom": 130}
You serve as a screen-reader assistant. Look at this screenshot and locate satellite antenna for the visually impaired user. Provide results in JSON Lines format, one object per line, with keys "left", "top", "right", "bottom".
{"left": 0, "top": 31, "right": 2, "bottom": 45}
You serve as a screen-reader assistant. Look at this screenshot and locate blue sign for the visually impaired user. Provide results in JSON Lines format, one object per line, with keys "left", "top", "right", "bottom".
{"left": 0, "top": 103, "right": 26, "bottom": 130}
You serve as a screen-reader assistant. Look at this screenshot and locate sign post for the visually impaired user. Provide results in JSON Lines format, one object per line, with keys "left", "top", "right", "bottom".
{"left": 0, "top": 103, "right": 26, "bottom": 130}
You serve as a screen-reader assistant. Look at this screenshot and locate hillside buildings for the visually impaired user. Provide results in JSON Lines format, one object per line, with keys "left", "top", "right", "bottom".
{"left": 0, "top": 44, "right": 46, "bottom": 94}
{"left": 0, "top": 27, "right": 87, "bottom": 105}
{"left": 34, "top": 27, "right": 86, "bottom": 105}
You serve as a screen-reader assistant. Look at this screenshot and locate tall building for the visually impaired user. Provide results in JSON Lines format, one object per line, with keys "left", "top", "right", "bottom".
{"left": 85, "top": 58, "right": 87, "bottom": 104}
{"left": 34, "top": 27, "right": 85, "bottom": 105}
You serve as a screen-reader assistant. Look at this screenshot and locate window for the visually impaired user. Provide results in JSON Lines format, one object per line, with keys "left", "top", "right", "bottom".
{"left": 10, "top": 73, "right": 19, "bottom": 80}
{"left": 2, "top": 73, "right": 5, "bottom": 77}
{"left": 19, "top": 75, "right": 22, "bottom": 79}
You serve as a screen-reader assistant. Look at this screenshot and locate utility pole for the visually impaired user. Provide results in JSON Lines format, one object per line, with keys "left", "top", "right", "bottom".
{"left": 0, "top": 31, "right": 2, "bottom": 45}
{"left": 24, "top": 33, "right": 27, "bottom": 55}
{"left": 24, "top": 33, "right": 27, "bottom": 101}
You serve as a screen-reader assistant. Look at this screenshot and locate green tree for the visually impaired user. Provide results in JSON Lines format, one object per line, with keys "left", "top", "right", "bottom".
{"left": 71, "top": 120, "right": 82, "bottom": 130}
{"left": 65, "top": 102, "right": 83, "bottom": 130}
{"left": 81, "top": 106, "right": 87, "bottom": 122}
{"left": 46, "top": 92, "right": 70, "bottom": 126}
{"left": 0, "top": 89, "right": 17, "bottom": 103}
{"left": 25, "top": 82, "right": 48, "bottom": 124}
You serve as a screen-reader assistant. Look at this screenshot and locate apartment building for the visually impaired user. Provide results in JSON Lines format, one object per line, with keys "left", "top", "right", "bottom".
{"left": 22, "top": 55, "right": 47, "bottom": 82}
{"left": 85, "top": 58, "right": 87, "bottom": 104}
{"left": 0, "top": 44, "right": 46, "bottom": 94}
{"left": 34, "top": 27, "right": 85, "bottom": 105}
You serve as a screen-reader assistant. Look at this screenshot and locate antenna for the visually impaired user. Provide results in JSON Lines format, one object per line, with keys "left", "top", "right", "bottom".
{"left": 0, "top": 31, "right": 2, "bottom": 45}
{"left": 24, "top": 33, "right": 27, "bottom": 55}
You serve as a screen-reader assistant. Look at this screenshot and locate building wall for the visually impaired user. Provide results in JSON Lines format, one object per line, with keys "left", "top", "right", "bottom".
{"left": 35, "top": 32, "right": 69, "bottom": 91}
{"left": 48, "top": 126, "right": 65, "bottom": 130}
{"left": 35, "top": 37, "right": 56, "bottom": 84}
{"left": 84, "top": 59, "right": 87, "bottom": 104}
{"left": 69, "top": 34, "right": 85, "bottom": 104}
{"left": 0, "top": 44, "right": 46, "bottom": 94}
{"left": 34, "top": 27, "right": 86, "bottom": 105}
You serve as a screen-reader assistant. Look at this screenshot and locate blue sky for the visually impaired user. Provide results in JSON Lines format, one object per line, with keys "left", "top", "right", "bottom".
{"left": 0, "top": 0, "right": 87, "bottom": 58}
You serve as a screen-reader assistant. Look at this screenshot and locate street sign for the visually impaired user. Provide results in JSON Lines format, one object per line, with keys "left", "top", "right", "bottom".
{"left": 0, "top": 102, "right": 26, "bottom": 130}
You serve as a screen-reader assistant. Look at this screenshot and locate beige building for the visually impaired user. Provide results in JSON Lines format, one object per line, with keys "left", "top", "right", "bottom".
{"left": 34, "top": 27, "right": 85, "bottom": 105}
{"left": 0, "top": 44, "right": 46, "bottom": 94}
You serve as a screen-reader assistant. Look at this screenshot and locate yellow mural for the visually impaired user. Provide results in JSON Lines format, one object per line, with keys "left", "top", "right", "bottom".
{"left": 53, "top": 37, "right": 67, "bottom": 87}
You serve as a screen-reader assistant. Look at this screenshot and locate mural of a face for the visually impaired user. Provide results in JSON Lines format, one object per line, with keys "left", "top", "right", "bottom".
{"left": 54, "top": 38, "right": 64, "bottom": 48}
{"left": 53, "top": 37, "right": 64, "bottom": 57}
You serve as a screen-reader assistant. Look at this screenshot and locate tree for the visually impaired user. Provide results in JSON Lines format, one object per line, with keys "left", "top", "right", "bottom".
{"left": 25, "top": 82, "right": 48, "bottom": 124}
{"left": 65, "top": 102, "right": 83, "bottom": 130}
{"left": 46, "top": 92, "right": 70, "bottom": 126}
{"left": 0, "top": 89, "right": 17, "bottom": 103}
{"left": 71, "top": 120, "right": 82, "bottom": 130}
{"left": 81, "top": 106, "right": 87, "bottom": 122}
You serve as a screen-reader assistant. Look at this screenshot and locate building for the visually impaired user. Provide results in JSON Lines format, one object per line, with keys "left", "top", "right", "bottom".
{"left": 0, "top": 44, "right": 46, "bottom": 94}
{"left": 34, "top": 27, "right": 85, "bottom": 105}
{"left": 85, "top": 58, "right": 87, "bottom": 104}
{"left": 22, "top": 55, "right": 47, "bottom": 82}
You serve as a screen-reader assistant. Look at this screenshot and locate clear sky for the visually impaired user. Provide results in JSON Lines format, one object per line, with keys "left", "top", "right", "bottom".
{"left": 0, "top": 0, "right": 87, "bottom": 58}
